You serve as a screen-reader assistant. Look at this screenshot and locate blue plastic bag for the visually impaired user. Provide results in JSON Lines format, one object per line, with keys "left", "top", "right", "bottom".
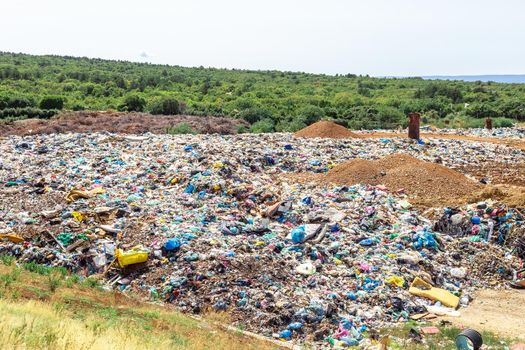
{"left": 291, "top": 226, "right": 305, "bottom": 244}
{"left": 164, "top": 238, "right": 182, "bottom": 251}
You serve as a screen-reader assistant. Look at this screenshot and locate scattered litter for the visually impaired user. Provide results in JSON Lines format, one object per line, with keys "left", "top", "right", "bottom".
{"left": 0, "top": 130, "right": 524, "bottom": 348}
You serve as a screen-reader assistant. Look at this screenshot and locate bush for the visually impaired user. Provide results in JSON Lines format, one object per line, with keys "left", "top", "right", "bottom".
{"left": 275, "top": 117, "right": 307, "bottom": 132}
{"left": 166, "top": 123, "right": 196, "bottom": 135}
{"left": 345, "top": 105, "right": 405, "bottom": 129}
{"left": 149, "top": 97, "right": 182, "bottom": 115}
{"left": 72, "top": 103, "right": 86, "bottom": 111}
{"left": 11, "top": 96, "right": 36, "bottom": 108}
{"left": 40, "top": 96, "right": 64, "bottom": 110}
{"left": 0, "top": 107, "right": 58, "bottom": 119}
{"left": 250, "top": 118, "right": 275, "bottom": 133}
{"left": 298, "top": 105, "right": 325, "bottom": 125}
{"left": 119, "top": 94, "right": 146, "bottom": 112}
{"left": 238, "top": 107, "right": 272, "bottom": 124}
{"left": 236, "top": 124, "right": 248, "bottom": 134}
{"left": 415, "top": 83, "right": 463, "bottom": 103}
{"left": 499, "top": 100, "right": 525, "bottom": 121}
{"left": 465, "top": 103, "right": 498, "bottom": 119}
{"left": 493, "top": 117, "right": 515, "bottom": 128}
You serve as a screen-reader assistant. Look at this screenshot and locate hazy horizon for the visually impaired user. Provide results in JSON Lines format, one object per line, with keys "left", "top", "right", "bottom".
{"left": 2, "top": 0, "right": 525, "bottom": 76}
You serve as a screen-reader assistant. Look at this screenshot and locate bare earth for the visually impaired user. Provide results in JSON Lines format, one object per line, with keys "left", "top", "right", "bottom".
{"left": 442, "top": 289, "right": 525, "bottom": 340}
{"left": 361, "top": 131, "right": 525, "bottom": 151}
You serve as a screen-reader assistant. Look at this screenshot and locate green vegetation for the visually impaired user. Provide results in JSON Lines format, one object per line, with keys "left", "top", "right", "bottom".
{"left": 0, "top": 257, "right": 517, "bottom": 348}
{"left": 166, "top": 122, "right": 196, "bottom": 135}
{"left": 1, "top": 52, "right": 525, "bottom": 129}
{"left": 0, "top": 259, "right": 277, "bottom": 350}
{"left": 382, "top": 321, "right": 514, "bottom": 350}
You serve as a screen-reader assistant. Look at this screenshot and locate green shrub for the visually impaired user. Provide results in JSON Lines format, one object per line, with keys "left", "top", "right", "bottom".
{"left": 298, "top": 105, "right": 325, "bottom": 125}
{"left": 493, "top": 117, "right": 515, "bottom": 128}
{"left": 4, "top": 95, "right": 36, "bottom": 108}
{"left": 0, "top": 268, "right": 20, "bottom": 287}
{"left": 250, "top": 118, "right": 275, "bottom": 133}
{"left": 275, "top": 117, "right": 306, "bottom": 132}
{"left": 238, "top": 107, "right": 272, "bottom": 124}
{"left": 149, "top": 97, "right": 182, "bottom": 115}
{"left": 119, "top": 94, "right": 146, "bottom": 112}
{"left": 0, "top": 107, "right": 58, "bottom": 119}
{"left": 166, "top": 123, "right": 196, "bottom": 135}
{"left": 40, "top": 96, "right": 64, "bottom": 110}
{"left": 236, "top": 124, "right": 248, "bottom": 134}
{"left": 72, "top": 103, "right": 86, "bottom": 111}
{"left": 346, "top": 105, "right": 405, "bottom": 129}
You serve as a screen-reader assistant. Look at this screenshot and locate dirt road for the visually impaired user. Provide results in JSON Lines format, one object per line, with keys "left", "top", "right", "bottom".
{"left": 361, "top": 131, "right": 525, "bottom": 151}
{"left": 443, "top": 289, "right": 525, "bottom": 340}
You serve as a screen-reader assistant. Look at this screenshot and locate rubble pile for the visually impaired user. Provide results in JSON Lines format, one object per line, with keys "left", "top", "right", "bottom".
{"left": 0, "top": 131, "right": 524, "bottom": 347}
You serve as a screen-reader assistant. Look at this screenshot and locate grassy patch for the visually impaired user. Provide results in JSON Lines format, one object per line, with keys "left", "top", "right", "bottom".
{"left": 0, "top": 267, "right": 21, "bottom": 288}
{"left": 166, "top": 122, "right": 196, "bottom": 135}
{"left": 46, "top": 272, "right": 62, "bottom": 293}
{"left": 0, "top": 262, "right": 277, "bottom": 350}
{"left": 80, "top": 276, "right": 100, "bottom": 289}
{"left": 383, "top": 322, "right": 513, "bottom": 350}
{"left": 0, "top": 254, "right": 15, "bottom": 266}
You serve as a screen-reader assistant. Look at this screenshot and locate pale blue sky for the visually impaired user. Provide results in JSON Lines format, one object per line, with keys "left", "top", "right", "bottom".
{"left": 2, "top": 0, "right": 524, "bottom": 76}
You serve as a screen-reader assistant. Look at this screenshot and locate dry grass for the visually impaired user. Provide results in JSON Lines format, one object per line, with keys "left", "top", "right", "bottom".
{"left": 0, "top": 262, "right": 277, "bottom": 350}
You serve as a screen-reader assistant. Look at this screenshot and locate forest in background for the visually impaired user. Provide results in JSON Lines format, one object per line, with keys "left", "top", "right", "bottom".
{"left": 1, "top": 52, "right": 524, "bottom": 132}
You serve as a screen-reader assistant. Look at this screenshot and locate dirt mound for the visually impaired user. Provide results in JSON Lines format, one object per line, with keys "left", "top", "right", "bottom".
{"left": 325, "top": 158, "right": 383, "bottom": 184}
{"left": 458, "top": 162, "right": 525, "bottom": 187}
{"left": 294, "top": 120, "right": 361, "bottom": 139}
{"left": 471, "top": 185, "right": 525, "bottom": 208}
{"left": 326, "top": 154, "right": 482, "bottom": 206}
{"left": 0, "top": 111, "right": 248, "bottom": 136}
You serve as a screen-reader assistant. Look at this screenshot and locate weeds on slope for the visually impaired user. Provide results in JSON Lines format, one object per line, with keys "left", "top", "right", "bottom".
{"left": 0, "top": 257, "right": 277, "bottom": 350}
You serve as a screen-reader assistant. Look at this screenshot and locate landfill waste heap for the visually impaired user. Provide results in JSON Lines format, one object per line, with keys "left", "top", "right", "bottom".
{"left": 0, "top": 131, "right": 524, "bottom": 348}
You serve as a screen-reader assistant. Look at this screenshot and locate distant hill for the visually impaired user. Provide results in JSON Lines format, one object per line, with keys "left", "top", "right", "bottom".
{"left": 423, "top": 75, "right": 525, "bottom": 84}
{"left": 1, "top": 52, "right": 525, "bottom": 129}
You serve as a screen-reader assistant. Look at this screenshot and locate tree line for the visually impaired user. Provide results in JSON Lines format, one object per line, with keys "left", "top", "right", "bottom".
{"left": 0, "top": 52, "right": 524, "bottom": 130}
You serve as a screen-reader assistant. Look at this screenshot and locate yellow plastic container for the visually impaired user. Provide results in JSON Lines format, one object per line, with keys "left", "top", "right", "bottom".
{"left": 409, "top": 277, "right": 459, "bottom": 308}
{"left": 115, "top": 247, "right": 149, "bottom": 267}
{"left": 0, "top": 234, "right": 24, "bottom": 243}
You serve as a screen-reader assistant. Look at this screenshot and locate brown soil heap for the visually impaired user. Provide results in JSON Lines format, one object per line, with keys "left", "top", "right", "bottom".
{"left": 325, "top": 154, "right": 481, "bottom": 206}
{"left": 294, "top": 120, "right": 361, "bottom": 139}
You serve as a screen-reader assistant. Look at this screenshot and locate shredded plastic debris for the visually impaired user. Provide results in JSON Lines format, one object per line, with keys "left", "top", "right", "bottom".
{"left": 0, "top": 130, "right": 524, "bottom": 348}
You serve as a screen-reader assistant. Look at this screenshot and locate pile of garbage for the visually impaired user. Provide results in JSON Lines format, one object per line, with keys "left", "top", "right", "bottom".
{"left": 0, "top": 132, "right": 524, "bottom": 347}
{"left": 434, "top": 201, "right": 525, "bottom": 259}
